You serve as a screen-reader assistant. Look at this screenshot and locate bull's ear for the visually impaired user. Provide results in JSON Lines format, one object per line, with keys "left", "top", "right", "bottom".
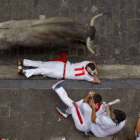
{"left": 86, "top": 37, "right": 95, "bottom": 54}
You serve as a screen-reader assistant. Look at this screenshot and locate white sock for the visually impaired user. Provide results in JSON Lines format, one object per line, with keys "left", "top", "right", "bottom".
{"left": 22, "top": 69, "right": 26, "bottom": 74}
{"left": 66, "top": 107, "right": 71, "bottom": 115}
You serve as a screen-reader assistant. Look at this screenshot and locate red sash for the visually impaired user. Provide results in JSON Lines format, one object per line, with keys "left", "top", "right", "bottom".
{"left": 52, "top": 51, "right": 66, "bottom": 63}
{"left": 52, "top": 51, "right": 67, "bottom": 79}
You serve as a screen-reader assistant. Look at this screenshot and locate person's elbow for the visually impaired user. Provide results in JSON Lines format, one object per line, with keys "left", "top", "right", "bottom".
{"left": 93, "top": 79, "right": 100, "bottom": 84}
{"left": 92, "top": 118, "right": 96, "bottom": 123}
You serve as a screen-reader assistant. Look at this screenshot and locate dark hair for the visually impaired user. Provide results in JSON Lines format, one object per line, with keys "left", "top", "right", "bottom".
{"left": 113, "top": 110, "right": 126, "bottom": 123}
{"left": 87, "top": 63, "right": 96, "bottom": 71}
{"left": 93, "top": 94, "right": 102, "bottom": 104}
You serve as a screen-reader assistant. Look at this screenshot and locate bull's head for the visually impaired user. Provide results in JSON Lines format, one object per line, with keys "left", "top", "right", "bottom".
{"left": 86, "top": 13, "right": 105, "bottom": 54}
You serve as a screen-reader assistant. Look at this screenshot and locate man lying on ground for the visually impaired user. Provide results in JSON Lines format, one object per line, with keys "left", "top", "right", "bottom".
{"left": 18, "top": 51, "right": 100, "bottom": 84}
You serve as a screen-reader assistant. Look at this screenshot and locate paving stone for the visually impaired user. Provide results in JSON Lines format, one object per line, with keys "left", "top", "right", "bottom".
{"left": 15, "top": 89, "right": 42, "bottom": 112}
{"left": 68, "top": 57, "right": 78, "bottom": 63}
{"left": 129, "top": 47, "right": 139, "bottom": 55}
{"left": 126, "top": 20, "right": 136, "bottom": 33}
{"left": 127, "top": 33, "right": 137, "bottom": 46}
{"left": 0, "top": 107, "right": 10, "bottom": 117}
{"left": 135, "top": 19, "right": 140, "bottom": 30}
{"left": 0, "top": 115, "right": 18, "bottom": 139}
{"left": 136, "top": 9, "right": 140, "bottom": 18}
{"left": 136, "top": 0, "right": 140, "bottom": 9}
{"left": 119, "top": 0, "right": 126, "bottom": 9}
{"left": 34, "top": 0, "right": 39, "bottom": 8}
{"left": 114, "top": 23, "right": 120, "bottom": 37}
{"left": 115, "top": 48, "right": 121, "bottom": 55}
{"left": 17, "top": 112, "right": 42, "bottom": 140}
{"left": 104, "top": 57, "right": 117, "bottom": 64}
{"left": 77, "top": 5, "right": 84, "bottom": 14}
{"left": 89, "top": 137, "right": 114, "bottom": 140}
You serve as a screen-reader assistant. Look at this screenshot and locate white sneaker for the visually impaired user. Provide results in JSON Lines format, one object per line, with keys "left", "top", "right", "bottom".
{"left": 56, "top": 107, "right": 69, "bottom": 118}
{"left": 52, "top": 80, "right": 64, "bottom": 90}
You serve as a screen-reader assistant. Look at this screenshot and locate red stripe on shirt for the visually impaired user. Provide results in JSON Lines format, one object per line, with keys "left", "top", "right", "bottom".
{"left": 75, "top": 71, "right": 85, "bottom": 76}
{"left": 74, "top": 66, "right": 84, "bottom": 71}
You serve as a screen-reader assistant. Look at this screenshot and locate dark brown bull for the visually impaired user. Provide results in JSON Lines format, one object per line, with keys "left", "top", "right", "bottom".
{"left": 0, "top": 14, "right": 104, "bottom": 54}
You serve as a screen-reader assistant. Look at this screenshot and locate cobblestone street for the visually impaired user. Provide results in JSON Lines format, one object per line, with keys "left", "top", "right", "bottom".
{"left": 0, "top": 0, "right": 140, "bottom": 65}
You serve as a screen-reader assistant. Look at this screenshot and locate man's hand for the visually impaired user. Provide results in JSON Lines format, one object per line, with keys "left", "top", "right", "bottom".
{"left": 92, "top": 75, "right": 100, "bottom": 84}
{"left": 90, "top": 98, "right": 97, "bottom": 123}
{"left": 83, "top": 91, "right": 95, "bottom": 103}
{"left": 89, "top": 98, "right": 96, "bottom": 109}
{"left": 94, "top": 69, "right": 98, "bottom": 75}
{"left": 88, "top": 91, "right": 95, "bottom": 97}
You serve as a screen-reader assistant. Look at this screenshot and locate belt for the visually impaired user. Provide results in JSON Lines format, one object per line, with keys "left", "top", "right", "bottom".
{"left": 62, "top": 63, "right": 66, "bottom": 79}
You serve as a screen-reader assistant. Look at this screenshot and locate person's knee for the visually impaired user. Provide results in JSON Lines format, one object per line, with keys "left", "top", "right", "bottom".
{"left": 39, "top": 68, "right": 48, "bottom": 75}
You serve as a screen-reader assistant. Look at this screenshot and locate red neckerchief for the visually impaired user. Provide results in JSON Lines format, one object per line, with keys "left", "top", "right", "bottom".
{"left": 90, "top": 103, "right": 101, "bottom": 112}
{"left": 95, "top": 103, "right": 101, "bottom": 112}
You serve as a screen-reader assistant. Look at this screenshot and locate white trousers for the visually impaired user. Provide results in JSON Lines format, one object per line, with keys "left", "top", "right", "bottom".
{"left": 23, "top": 59, "right": 64, "bottom": 78}
{"left": 54, "top": 87, "right": 91, "bottom": 132}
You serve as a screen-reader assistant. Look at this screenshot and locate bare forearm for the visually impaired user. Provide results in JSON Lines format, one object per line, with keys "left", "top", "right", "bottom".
{"left": 105, "top": 104, "right": 110, "bottom": 116}
{"left": 83, "top": 94, "right": 90, "bottom": 103}
{"left": 93, "top": 75, "right": 100, "bottom": 84}
{"left": 91, "top": 107, "right": 96, "bottom": 123}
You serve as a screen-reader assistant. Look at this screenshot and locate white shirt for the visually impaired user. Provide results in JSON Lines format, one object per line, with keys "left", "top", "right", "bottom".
{"left": 90, "top": 113, "right": 126, "bottom": 137}
{"left": 79, "top": 103, "right": 105, "bottom": 131}
{"left": 65, "top": 61, "right": 94, "bottom": 81}
{"left": 96, "top": 104, "right": 106, "bottom": 117}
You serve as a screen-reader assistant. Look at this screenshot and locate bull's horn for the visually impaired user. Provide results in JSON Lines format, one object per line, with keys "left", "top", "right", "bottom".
{"left": 86, "top": 37, "right": 95, "bottom": 54}
{"left": 90, "top": 13, "right": 104, "bottom": 26}
{"left": 87, "top": 13, "right": 105, "bottom": 54}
